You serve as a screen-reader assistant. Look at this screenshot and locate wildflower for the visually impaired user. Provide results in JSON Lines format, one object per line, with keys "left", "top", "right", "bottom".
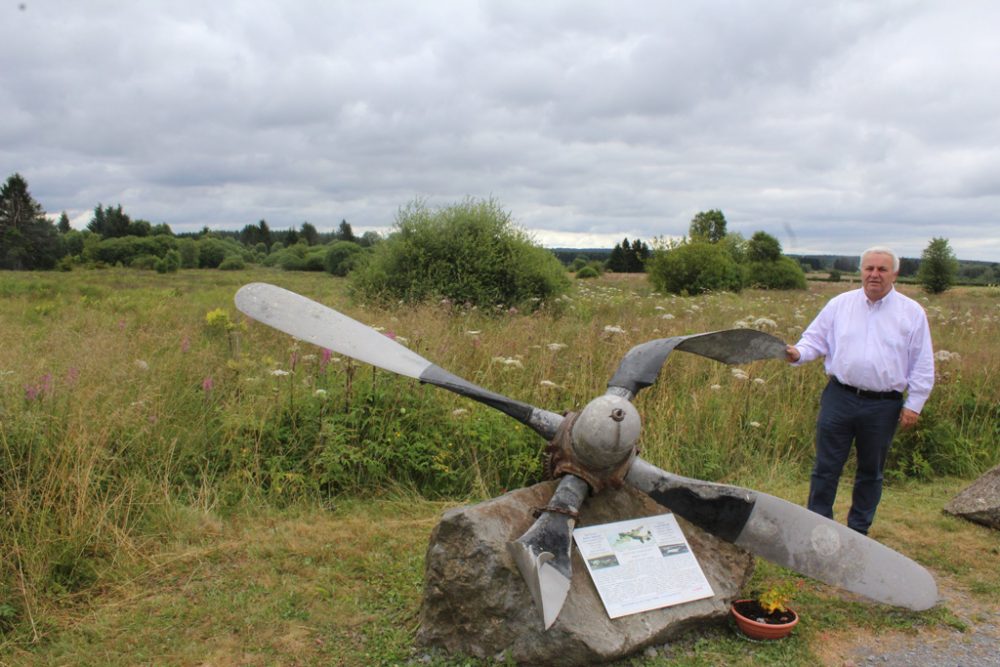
{"left": 661, "top": 313, "right": 675, "bottom": 320}
{"left": 753, "top": 317, "right": 777, "bottom": 329}
{"left": 181, "top": 336, "right": 191, "bottom": 353}
{"left": 270, "top": 369, "right": 290, "bottom": 377}
{"left": 749, "top": 421, "right": 762, "bottom": 428}
{"left": 491, "top": 356, "right": 523, "bottom": 369}
{"left": 314, "top": 389, "right": 327, "bottom": 398}
{"left": 202, "top": 376, "right": 214, "bottom": 392}
{"left": 135, "top": 359, "right": 149, "bottom": 371}
{"left": 320, "top": 348, "right": 333, "bottom": 370}
{"left": 65, "top": 367, "right": 80, "bottom": 386}
{"left": 539, "top": 380, "right": 562, "bottom": 389}
{"left": 935, "top": 350, "right": 961, "bottom": 363}
{"left": 547, "top": 343, "right": 567, "bottom": 351}
{"left": 753, "top": 378, "right": 766, "bottom": 386}
{"left": 603, "top": 325, "right": 625, "bottom": 334}
{"left": 452, "top": 408, "right": 468, "bottom": 417}
{"left": 731, "top": 368, "right": 749, "bottom": 381}
{"left": 710, "top": 384, "right": 722, "bottom": 391}
{"left": 383, "top": 330, "right": 397, "bottom": 341}
{"left": 466, "top": 330, "right": 481, "bottom": 336}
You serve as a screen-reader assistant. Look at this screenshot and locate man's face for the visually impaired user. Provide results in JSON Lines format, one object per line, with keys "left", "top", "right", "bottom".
{"left": 861, "top": 252, "right": 897, "bottom": 301}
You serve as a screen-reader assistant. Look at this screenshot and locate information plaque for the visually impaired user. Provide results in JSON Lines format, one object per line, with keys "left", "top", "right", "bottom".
{"left": 573, "top": 513, "right": 714, "bottom": 619}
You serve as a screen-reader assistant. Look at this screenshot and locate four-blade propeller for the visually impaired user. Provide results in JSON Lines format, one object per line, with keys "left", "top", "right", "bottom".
{"left": 234, "top": 282, "right": 937, "bottom": 629}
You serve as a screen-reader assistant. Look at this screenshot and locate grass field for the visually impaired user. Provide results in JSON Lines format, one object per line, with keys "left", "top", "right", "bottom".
{"left": 1, "top": 268, "right": 997, "bottom": 665}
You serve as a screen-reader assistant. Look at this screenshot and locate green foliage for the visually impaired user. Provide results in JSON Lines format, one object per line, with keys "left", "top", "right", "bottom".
{"left": 828, "top": 269, "right": 841, "bottom": 282}
{"left": 86, "top": 235, "right": 177, "bottom": 266}
{"left": 918, "top": 237, "right": 959, "bottom": 294}
{"left": 324, "top": 240, "right": 363, "bottom": 276}
{"left": 349, "top": 198, "right": 570, "bottom": 309}
{"left": 747, "top": 231, "right": 782, "bottom": 262}
{"left": 689, "top": 209, "right": 728, "bottom": 243}
{"left": 606, "top": 237, "right": 649, "bottom": 272}
{"left": 646, "top": 241, "right": 743, "bottom": 295}
{"left": 197, "top": 237, "right": 245, "bottom": 268}
{"left": 575, "top": 265, "right": 600, "bottom": 279}
{"left": 746, "top": 256, "right": 807, "bottom": 289}
{"left": 155, "top": 249, "right": 181, "bottom": 273}
{"left": 177, "top": 238, "right": 199, "bottom": 268}
{"left": 0, "top": 173, "right": 63, "bottom": 270}
{"left": 218, "top": 254, "right": 246, "bottom": 271}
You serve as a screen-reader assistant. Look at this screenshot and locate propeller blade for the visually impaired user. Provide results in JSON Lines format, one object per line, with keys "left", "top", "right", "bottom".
{"left": 507, "top": 475, "right": 590, "bottom": 629}
{"left": 607, "top": 329, "right": 787, "bottom": 397}
{"left": 626, "top": 457, "right": 937, "bottom": 611}
{"left": 235, "top": 283, "right": 563, "bottom": 439}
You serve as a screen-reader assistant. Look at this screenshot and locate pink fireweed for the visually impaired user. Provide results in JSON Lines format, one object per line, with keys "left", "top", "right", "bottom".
{"left": 202, "top": 376, "right": 214, "bottom": 393}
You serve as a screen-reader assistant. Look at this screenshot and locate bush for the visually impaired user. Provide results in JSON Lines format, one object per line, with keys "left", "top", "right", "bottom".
{"left": 576, "top": 266, "right": 600, "bottom": 279}
{"left": 177, "top": 238, "right": 199, "bottom": 268}
{"left": 155, "top": 250, "right": 181, "bottom": 273}
{"left": 828, "top": 269, "right": 841, "bottom": 282}
{"left": 349, "top": 198, "right": 570, "bottom": 309}
{"left": 86, "top": 235, "right": 177, "bottom": 267}
{"left": 646, "top": 241, "right": 743, "bottom": 295}
{"left": 324, "top": 241, "right": 363, "bottom": 276}
{"left": 218, "top": 254, "right": 246, "bottom": 271}
{"left": 746, "top": 256, "right": 807, "bottom": 289}
{"left": 197, "top": 238, "right": 229, "bottom": 268}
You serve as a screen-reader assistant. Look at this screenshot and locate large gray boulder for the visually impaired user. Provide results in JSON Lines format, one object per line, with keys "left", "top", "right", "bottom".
{"left": 417, "top": 480, "right": 754, "bottom": 665}
{"left": 944, "top": 464, "right": 1000, "bottom": 530}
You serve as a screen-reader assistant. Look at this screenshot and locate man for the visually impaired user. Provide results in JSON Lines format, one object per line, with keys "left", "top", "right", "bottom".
{"left": 785, "top": 246, "right": 934, "bottom": 534}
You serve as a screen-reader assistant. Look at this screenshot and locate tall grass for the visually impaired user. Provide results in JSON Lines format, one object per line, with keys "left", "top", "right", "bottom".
{"left": 0, "top": 268, "right": 997, "bottom": 646}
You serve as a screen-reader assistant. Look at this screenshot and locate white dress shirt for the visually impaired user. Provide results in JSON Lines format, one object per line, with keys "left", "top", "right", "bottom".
{"left": 793, "top": 287, "right": 935, "bottom": 413}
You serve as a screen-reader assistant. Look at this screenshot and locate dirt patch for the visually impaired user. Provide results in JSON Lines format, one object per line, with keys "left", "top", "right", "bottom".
{"left": 815, "top": 576, "right": 1000, "bottom": 667}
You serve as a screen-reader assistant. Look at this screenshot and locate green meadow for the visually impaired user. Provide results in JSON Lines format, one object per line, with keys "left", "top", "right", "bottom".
{"left": 1, "top": 268, "right": 998, "bottom": 666}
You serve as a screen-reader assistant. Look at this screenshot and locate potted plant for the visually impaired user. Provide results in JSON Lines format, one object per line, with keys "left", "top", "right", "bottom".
{"left": 731, "top": 582, "right": 799, "bottom": 640}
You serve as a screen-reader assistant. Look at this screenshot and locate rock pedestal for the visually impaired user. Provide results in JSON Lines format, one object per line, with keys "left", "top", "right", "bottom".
{"left": 944, "top": 464, "right": 1000, "bottom": 530}
{"left": 417, "top": 481, "right": 754, "bottom": 665}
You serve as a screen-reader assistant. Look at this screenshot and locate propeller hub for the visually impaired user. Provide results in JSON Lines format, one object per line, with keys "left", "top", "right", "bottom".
{"left": 570, "top": 395, "right": 641, "bottom": 471}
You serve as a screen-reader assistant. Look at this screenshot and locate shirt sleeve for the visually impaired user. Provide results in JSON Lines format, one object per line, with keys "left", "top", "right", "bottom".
{"left": 904, "top": 310, "right": 935, "bottom": 413}
{"left": 792, "top": 299, "right": 835, "bottom": 366}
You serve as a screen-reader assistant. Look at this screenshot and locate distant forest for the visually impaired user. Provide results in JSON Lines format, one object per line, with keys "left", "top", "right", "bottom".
{"left": 551, "top": 247, "right": 1000, "bottom": 285}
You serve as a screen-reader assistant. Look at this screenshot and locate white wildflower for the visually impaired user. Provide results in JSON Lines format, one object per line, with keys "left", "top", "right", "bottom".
{"left": 934, "top": 350, "right": 962, "bottom": 363}
{"left": 314, "top": 389, "right": 327, "bottom": 398}
{"left": 749, "top": 421, "right": 762, "bottom": 428}
{"left": 731, "top": 368, "right": 749, "bottom": 381}
{"left": 452, "top": 408, "right": 468, "bottom": 417}
{"left": 603, "top": 325, "right": 625, "bottom": 334}
{"left": 134, "top": 359, "right": 149, "bottom": 371}
{"left": 302, "top": 354, "right": 317, "bottom": 363}
{"left": 270, "top": 369, "right": 290, "bottom": 377}
{"left": 661, "top": 313, "right": 675, "bottom": 320}
{"left": 466, "top": 330, "right": 481, "bottom": 336}
{"left": 753, "top": 317, "right": 777, "bottom": 329}
{"left": 539, "top": 380, "right": 562, "bottom": 389}
{"left": 710, "top": 384, "right": 722, "bottom": 391}
{"left": 547, "top": 343, "right": 568, "bottom": 351}
{"left": 753, "top": 378, "right": 766, "bottom": 386}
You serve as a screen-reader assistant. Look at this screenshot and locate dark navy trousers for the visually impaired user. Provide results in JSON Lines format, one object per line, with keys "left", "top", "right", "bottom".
{"left": 808, "top": 379, "right": 903, "bottom": 534}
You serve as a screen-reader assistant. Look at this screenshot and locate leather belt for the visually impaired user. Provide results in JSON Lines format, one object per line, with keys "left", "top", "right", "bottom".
{"left": 831, "top": 377, "right": 902, "bottom": 400}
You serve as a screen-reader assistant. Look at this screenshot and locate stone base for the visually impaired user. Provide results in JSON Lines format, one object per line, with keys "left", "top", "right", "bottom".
{"left": 417, "top": 481, "right": 754, "bottom": 665}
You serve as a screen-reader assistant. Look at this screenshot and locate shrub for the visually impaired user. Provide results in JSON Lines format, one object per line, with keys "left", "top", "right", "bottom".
{"left": 197, "top": 238, "right": 230, "bottom": 268}
{"left": 155, "top": 249, "right": 181, "bottom": 273}
{"left": 918, "top": 237, "right": 958, "bottom": 294}
{"left": 349, "top": 198, "right": 570, "bottom": 309}
{"left": 324, "top": 241, "right": 363, "bottom": 276}
{"left": 218, "top": 254, "right": 246, "bottom": 271}
{"left": 177, "top": 238, "right": 199, "bottom": 268}
{"left": 646, "top": 241, "right": 743, "bottom": 295}
{"left": 828, "top": 269, "right": 841, "bottom": 282}
{"left": 576, "top": 266, "right": 600, "bottom": 279}
{"left": 746, "top": 256, "right": 807, "bottom": 290}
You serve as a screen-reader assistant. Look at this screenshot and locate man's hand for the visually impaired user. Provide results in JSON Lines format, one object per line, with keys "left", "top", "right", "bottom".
{"left": 785, "top": 345, "right": 800, "bottom": 363}
{"left": 899, "top": 408, "right": 919, "bottom": 429}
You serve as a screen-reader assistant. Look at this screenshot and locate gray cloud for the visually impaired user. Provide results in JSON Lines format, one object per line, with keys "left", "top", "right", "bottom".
{"left": 1, "top": 0, "right": 998, "bottom": 261}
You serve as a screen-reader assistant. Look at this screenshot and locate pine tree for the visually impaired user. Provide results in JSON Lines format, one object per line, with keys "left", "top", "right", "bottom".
{"left": 0, "top": 173, "right": 62, "bottom": 269}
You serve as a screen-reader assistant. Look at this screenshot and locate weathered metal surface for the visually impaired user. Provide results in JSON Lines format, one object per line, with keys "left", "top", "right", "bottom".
{"left": 608, "top": 329, "right": 787, "bottom": 396}
{"left": 506, "top": 475, "right": 589, "bottom": 629}
{"left": 627, "top": 458, "right": 938, "bottom": 611}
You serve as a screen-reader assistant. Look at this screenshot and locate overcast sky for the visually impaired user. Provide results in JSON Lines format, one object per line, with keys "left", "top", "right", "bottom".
{"left": 3, "top": 1, "right": 999, "bottom": 261}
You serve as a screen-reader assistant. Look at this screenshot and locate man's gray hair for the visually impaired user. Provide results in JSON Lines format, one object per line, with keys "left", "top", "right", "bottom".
{"left": 860, "top": 246, "right": 900, "bottom": 273}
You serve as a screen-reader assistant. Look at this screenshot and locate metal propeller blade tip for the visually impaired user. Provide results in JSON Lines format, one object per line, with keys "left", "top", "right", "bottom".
{"left": 507, "top": 475, "right": 589, "bottom": 629}
{"left": 608, "top": 329, "right": 787, "bottom": 397}
{"left": 626, "top": 458, "right": 938, "bottom": 611}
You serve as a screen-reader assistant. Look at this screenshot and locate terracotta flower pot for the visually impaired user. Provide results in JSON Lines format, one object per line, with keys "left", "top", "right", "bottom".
{"left": 731, "top": 599, "right": 799, "bottom": 640}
